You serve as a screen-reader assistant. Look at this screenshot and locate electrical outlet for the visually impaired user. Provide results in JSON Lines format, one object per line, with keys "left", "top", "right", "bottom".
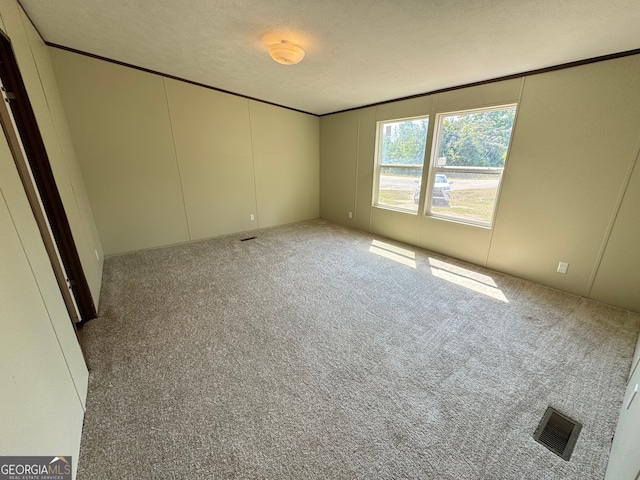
{"left": 557, "top": 261, "right": 569, "bottom": 274}
{"left": 348, "top": 211, "right": 353, "bottom": 219}
{"left": 250, "top": 214, "right": 255, "bottom": 221}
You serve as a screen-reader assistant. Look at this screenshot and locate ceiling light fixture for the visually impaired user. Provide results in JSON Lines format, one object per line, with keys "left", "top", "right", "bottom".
{"left": 268, "top": 40, "right": 305, "bottom": 65}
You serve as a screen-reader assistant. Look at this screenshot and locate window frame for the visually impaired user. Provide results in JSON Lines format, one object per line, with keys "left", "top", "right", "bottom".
{"left": 372, "top": 114, "right": 430, "bottom": 214}
{"left": 424, "top": 103, "right": 518, "bottom": 228}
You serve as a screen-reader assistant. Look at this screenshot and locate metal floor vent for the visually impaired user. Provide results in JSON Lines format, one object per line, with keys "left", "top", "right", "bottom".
{"left": 533, "top": 407, "right": 582, "bottom": 461}
{"left": 240, "top": 236, "right": 257, "bottom": 242}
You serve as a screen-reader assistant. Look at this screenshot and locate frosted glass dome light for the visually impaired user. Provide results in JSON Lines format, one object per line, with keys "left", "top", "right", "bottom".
{"left": 268, "top": 40, "right": 305, "bottom": 65}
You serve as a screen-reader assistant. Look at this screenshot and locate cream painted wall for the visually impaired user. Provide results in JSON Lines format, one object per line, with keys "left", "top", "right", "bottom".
{"left": 249, "top": 100, "right": 319, "bottom": 229}
{"left": 0, "top": 188, "right": 84, "bottom": 478}
{"left": 51, "top": 49, "right": 320, "bottom": 255}
{"left": 589, "top": 151, "right": 640, "bottom": 312}
{"left": 50, "top": 50, "right": 190, "bottom": 254}
{"left": 489, "top": 57, "right": 640, "bottom": 296}
{"left": 0, "top": 3, "right": 90, "bottom": 476}
{"left": 353, "top": 107, "right": 376, "bottom": 232}
{"left": 319, "top": 109, "right": 358, "bottom": 226}
{"left": 370, "top": 208, "right": 418, "bottom": 246}
{"left": 0, "top": 115, "right": 88, "bottom": 407}
{"left": 0, "top": 0, "right": 103, "bottom": 304}
{"left": 165, "top": 78, "right": 256, "bottom": 240}
{"left": 319, "top": 56, "right": 640, "bottom": 313}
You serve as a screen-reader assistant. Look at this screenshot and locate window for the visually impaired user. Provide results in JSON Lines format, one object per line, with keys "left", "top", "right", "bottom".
{"left": 426, "top": 105, "right": 516, "bottom": 226}
{"left": 374, "top": 116, "right": 429, "bottom": 213}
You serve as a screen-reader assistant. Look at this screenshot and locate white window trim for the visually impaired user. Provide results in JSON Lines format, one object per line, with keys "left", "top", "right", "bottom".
{"left": 372, "top": 115, "right": 429, "bottom": 214}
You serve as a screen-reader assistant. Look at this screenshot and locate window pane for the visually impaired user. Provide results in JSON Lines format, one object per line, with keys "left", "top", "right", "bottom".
{"left": 376, "top": 117, "right": 428, "bottom": 212}
{"left": 436, "top": 107, "right": 515, "bottom": 168}
{"left": 430, "top": 171, "right": 502, "bottom": 223}
{"left": 378, "top": 166, "right": 422, "bottom": 212}
{"left": 429, "top": 105, "right": 516, "bottom": 225}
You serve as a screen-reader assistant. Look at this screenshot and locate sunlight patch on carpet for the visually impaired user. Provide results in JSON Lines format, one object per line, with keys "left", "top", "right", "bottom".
{"left": 369, "top": 240, "right": 417, "bottom": 268}
{"left": 429, "top": 257, "right": 508, "bottom": 302}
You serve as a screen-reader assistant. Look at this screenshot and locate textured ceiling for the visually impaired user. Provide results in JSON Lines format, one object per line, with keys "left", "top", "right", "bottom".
{"left": 19, "top": 0, "right": 640, "bottom": 115}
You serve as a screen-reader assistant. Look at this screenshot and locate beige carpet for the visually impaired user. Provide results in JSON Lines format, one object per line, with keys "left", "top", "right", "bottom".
{"left": 77, "top": 219, "right": 640, "bottom": 479}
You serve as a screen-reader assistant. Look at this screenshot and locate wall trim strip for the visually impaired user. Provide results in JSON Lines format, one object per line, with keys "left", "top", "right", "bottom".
{"left": 44, "top": 42, "right": 640, "bottom": 119}
{"left": 46, "top": 42, "right": 317, "bottom": 117}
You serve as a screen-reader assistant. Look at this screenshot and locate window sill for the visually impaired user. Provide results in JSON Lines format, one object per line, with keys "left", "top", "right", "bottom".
{"left": 424, "top": 213, "right": 493, "bottom": 230}
{"left": 372, "top": 204, "right": 419, "bottom": 216}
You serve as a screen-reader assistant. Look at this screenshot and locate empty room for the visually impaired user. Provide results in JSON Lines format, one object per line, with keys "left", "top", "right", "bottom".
{"left": 1, "top": 0, "right": 640, "bottom": 479}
